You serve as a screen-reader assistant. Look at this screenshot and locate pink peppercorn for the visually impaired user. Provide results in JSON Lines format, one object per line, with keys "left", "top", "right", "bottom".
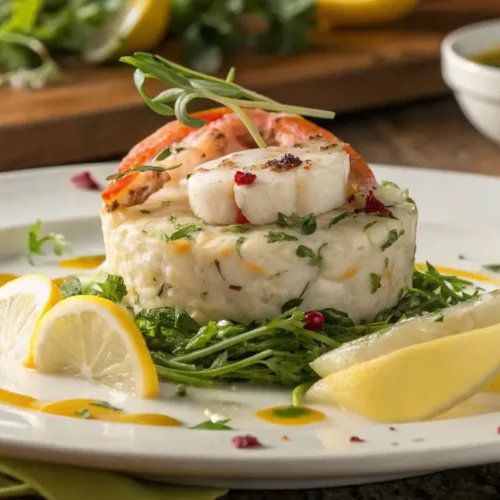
{"left": 349, "top": 436, "right": 365, "bottom": 443}
{"left": 232, "top": 435, "right": 262, "bottom": 449}
{"left": 234, "top": 171, "right": 257, "bottom": 186}
{"left": 304, "top": 311, "right": 324, "bottom": 330}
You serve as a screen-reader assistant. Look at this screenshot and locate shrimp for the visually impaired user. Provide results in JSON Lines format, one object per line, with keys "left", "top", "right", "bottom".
{"left": 101, "top": 108, "right": 376, "bottom": 211}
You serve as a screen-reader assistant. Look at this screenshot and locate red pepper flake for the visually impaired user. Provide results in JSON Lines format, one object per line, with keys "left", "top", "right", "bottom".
{"left": 232, "top": 435, "right": 262, "bottom": 449}
{"left": 265, "top": 153, "right": 303, "bottom": 172}
{"left": 355, "top": 190, "right": 393, "bottom": 217}
{"left": 389, "top": 426, "right": 397, "bottom": 431}
{"left": 229, "top": 285, "right": 242, "bottom": 291}
{"left": 349, "top": 436, "right": 365, "bottom": 443}
{"left": 236, "top": 210, "right": 249, "bottom": 224}
{"left": 70, "top": 171, "right": 100, "bottom": 191}
{"left": 304, "top": 311, "right": 324, "bottom": 330}
{"left": 234, "top": 171, "right": 257, "bottom": 186}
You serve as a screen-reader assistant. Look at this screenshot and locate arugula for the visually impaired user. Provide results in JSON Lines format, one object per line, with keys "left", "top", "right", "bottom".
{"left": 266, "top": 231, "right": 298, "bottom": 243}
{"left": 277, "top": 213, "right": 317, "bottom": 235}
{"left": 191, "top": 418, "right": 232, "bottom": 430}
{"left": 27, "top": 219, "right": 70, "bottom": 265}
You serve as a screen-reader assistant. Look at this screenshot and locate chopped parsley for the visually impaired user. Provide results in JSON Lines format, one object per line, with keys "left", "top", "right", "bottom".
{"left": 170, "top": 223, "right": 202, "bottom": 241}
{"left": 227, "top": 224, "right": 251, "bottom": 233}
{"left": 370, "top": 273, "right": 382, "bottom": 293}
{"left": 191, "top": 419, "right": 232, "bottom": 430}
{"left": 277, "top": 213, "right": 317, "bottom": 235}
{"left": 329, "top": 212, "right": 354, "bottom": 228}
{"left": 266, "top": 231, "right": 298, "bottom": 243}
{"left": 76, "top": 409, "right": 91, "bottom": 420}
{"left": 296, "top": 243, "right": 327, "bottom": 267}
{"left": 27, "top": 220, "right": 70, "bottom": 265}
{"left": 363, "top": 221, "right": 377, "bottom": 232}
{"left": 90, "top": 401, "right": 122, "bottom": 412}
{"left": 484, "top": 264, "right": 500, "bottom": 273}
{"left": 236, "top": 237, "right": 246, "bottom": 258}
{"left": 381, "top": 229, "right": 405, "bottom": 251}
{"left": 61, "top": 275, "right": 128, "bottom": 303}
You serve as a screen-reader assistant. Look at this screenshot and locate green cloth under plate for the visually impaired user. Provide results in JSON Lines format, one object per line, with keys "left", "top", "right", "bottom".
{"left": 0, "top": 458, "right": 226, "bottom": 499}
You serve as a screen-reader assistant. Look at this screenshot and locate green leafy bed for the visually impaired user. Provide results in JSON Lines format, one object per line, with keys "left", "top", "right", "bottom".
{"left": 61, "top": 264, "right": 479, "bottom": 389}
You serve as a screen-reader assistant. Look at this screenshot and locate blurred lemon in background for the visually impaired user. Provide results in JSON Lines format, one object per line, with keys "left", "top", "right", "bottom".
{"left": 317, "top": 0, "right": 419, "bottom": 30}
{"left": 84, "top": 0, "right": 171, "bottom": 63}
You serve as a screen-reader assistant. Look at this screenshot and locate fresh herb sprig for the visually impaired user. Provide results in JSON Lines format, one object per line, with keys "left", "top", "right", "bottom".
{"left": 27, "top": 220, "right": 70, "bottom": 265}
{"left": 61, "top": 274, "right": 127, "bottom": 304}
{"left": 120, "top": 53, "right": 335, "bottom": 148}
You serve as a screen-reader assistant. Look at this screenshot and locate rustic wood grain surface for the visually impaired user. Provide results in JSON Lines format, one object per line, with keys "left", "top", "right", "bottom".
{"left": 1, "top": 0, "right": 499, "bottom": 172}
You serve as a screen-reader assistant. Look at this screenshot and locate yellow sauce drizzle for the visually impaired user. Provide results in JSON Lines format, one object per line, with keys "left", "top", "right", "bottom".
{"left": 414, "top": 264, "right": 500, "bottom": 285}
{"left": 0, "top": 274, "right": 18, "bottom": 287}
{"left": 255, "top": 405, "right": 326, "bottom": 426}
{"left": 0, "top": 391, "right": 181, "bottom": 427}
{"left": 59, "top": 255, "right": 106, "bottom": 270}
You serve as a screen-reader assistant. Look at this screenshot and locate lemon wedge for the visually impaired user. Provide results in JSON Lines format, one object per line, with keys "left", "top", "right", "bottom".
{"left": 311, "top": 289, "right": 500, "bottom": 378}
{"left": 307, "top": 324, "right": 500, "bottom": 422}
{"left": 0, "top": 275, "right": 61, "bottom": 364}
{"left": 0, "top": 274, "right": 18, "bottom": 287}
{"left": 317, "top": 0, "right": 418, "bottom": 30}
{"left": 84, "top": 0, "right": 170, "bottom": 64}
{"left": 32, "top": 296, "right": 158, "bottom": 398}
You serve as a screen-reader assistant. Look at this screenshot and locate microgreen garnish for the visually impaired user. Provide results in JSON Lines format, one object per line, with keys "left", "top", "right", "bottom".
{"left": 106, "top": 164, "right": 182, "bottom": 182}
{"left": 370, "top": 273, "right": 382, "bottom": 293}
{"left": 227, "top": 224, "right": 251, "bottom": 233}
{"left": 266, "top": 231, "right": 298, "bottom": 243}
{"left": 191, "top": 419, "right": 232, "bottom": 430}
{"left": 27, "top": 220, "right": 70, "bottom": 265}
{"left": 484, "top": 264, "right": 500, "bottom": 273}
{"left": 236, "top": 237, "right": 246, "bottom": 258}
{"left": 381, "top": 229, "right": 405, "bottom": 251}
{"left": 170, "top": 223, "right": 203, "bottom": 241}
{"left": 120, "top": 53, "right": 335, "bottom": 148}
{"left": 329, "top": 212, "right": 354, "bottom": 228}
{"left": 277, "top": 213, "right": 317, "bottom": 235}
{"left": 363, "top": 221, "right": 377, "bottom": 232}
{"left": 90, "top": 401, "right": 122, "bottom": 412}
{"left": 76, "top": 409, "right": 91, "bottom": 420}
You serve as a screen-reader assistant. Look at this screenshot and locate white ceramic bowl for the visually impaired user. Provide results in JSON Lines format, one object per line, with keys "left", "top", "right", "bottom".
{"left": 442, "top": 19, "right": 500, "bottom": 144}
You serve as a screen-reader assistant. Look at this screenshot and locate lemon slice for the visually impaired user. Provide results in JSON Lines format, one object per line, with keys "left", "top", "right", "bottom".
{"left": 0, "top": 275, "right": 61, "bottom": 364}
{"left": 311, "top": 289, "right": 500, "bottom": 378}
{"left": 84, "top": 0, "right": 170, "bottom": 64}
{"left": 317, "top": 0, "right": 418, "bottom": 29}
{"left": 32, "top": 296, "right": 158, "bottom": 398}
{"left": 0, "top": 274, "right": 18, "bottom": 287}
{"left": 307, "top": 324, "right": 500, "bottom": 422}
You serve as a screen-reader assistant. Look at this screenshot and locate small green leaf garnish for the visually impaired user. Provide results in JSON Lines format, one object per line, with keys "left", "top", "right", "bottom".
{"left": 191, "top": 418, "right": 232, "bottom": 430}
{"left": 363, "top": 221, "right": 377, "bottom": 232}
{"left": 170, "top": 223, "right": 202, "bottom": 241}
{"left": 76, "top": 409, "right": 91, "bottom": 420}
{"left": 153, "top": 147, "right": 172, "bottom": 162}
{"left": 484, "top": 264, "right": 500, "bottom": 273}
{"left": 106, "top": 164, "right": 182, "bottom": 181}
{"left": 329, "top": 212, "right": 354, "bottom": 228}
{"left": 281, "top": 298, "right": 303, "bottom": 312}
{"left": 266, "top": 231, "right": 298, "bottom": 243}
{"left": 278, "top": 213, "right": 317, "bottom": 235}
{"left": 236, "top": 237, "right": 246, "bottom": 258}
{"left": 381, "top": 229, "right": 405, "bottom": 251}
{"left": 176, "top": 384, "right": 187, "bottom": 397}
{"left": 90, "top": 401, "right": 122, "bottom": 412}
{"left": 296, "top": 245, "right": 315, "bottom": 259}
{"left": 141, "top": 210, "right": 151, "bottom": 215}
{"left": 370, "top": 273, "right": 382, "bottom": 293}
{"left": 310, "top": 243, "right": 327, "bottom": 267}
{"left": 90, "top": 275, "right": 128, "bottom": 303}
{"left": 272, "top": 406, "right": 310, "bottom": 419}
{"left": 227, "top": 224, "right": 251, "bottom": 233}
{"left": 27, "top": 219, "right": 70, "bottom": 265}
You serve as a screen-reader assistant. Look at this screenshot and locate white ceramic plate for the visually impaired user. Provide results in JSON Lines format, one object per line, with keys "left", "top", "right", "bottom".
{"left": 1, "top": 163, "right": 500, "bottom": 490}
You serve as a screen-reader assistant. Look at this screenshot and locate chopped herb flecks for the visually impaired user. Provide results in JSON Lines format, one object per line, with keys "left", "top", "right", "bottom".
{"left": 76, "top": 409, "right": 91, "bottom": 420}
{"left": 236, "top": 237, "right": 246, "bottom": 258}
{"left": 329, "top": 212, "right": 354, "bottom": 228}
{"left": 278, "top": 213, "right": 317, "bottom": 235}
{"left": 381, "top": 229, "right": 405, "bottom": 251}
{"left": 227, "top": 224, "right": 251, "bottom": 233}
{"left": 266, "top": 231, "right": 299, "bottom": 243}
{"left": 90, "top": 401, "right": 122, "bottom": 412}
{"left": 370, "top": 273, "right": 381, "bottom": 293}
{"left": 170, "top": 223, "right": 202, "bottom": 241}
{"left": 363, "top": 221, "right": 377, "bottom": 232}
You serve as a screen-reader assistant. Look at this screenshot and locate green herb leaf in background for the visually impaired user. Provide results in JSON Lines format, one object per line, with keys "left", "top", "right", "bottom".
{"left": 27, "top": 219, "right": 70, "bottom": 265}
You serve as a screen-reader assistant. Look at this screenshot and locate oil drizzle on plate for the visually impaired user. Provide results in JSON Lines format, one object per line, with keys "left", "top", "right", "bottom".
{"left": 59, "top": 255, "right": 106, "bottom": 270}
{"left": 0, "top": 390, "right": 181, "bottom": 427}
{"left": 256, "top": 405, "right": 326, "bottom": 426}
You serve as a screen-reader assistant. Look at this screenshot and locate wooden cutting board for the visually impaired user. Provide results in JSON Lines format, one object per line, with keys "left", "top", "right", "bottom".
{"left": 1, "top": 0, "right": 499, "bottom": 172}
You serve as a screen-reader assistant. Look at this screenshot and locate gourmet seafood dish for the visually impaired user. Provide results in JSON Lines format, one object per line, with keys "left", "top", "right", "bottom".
{"left": 1, "top": 54, "right": 500, "bottom": 430}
